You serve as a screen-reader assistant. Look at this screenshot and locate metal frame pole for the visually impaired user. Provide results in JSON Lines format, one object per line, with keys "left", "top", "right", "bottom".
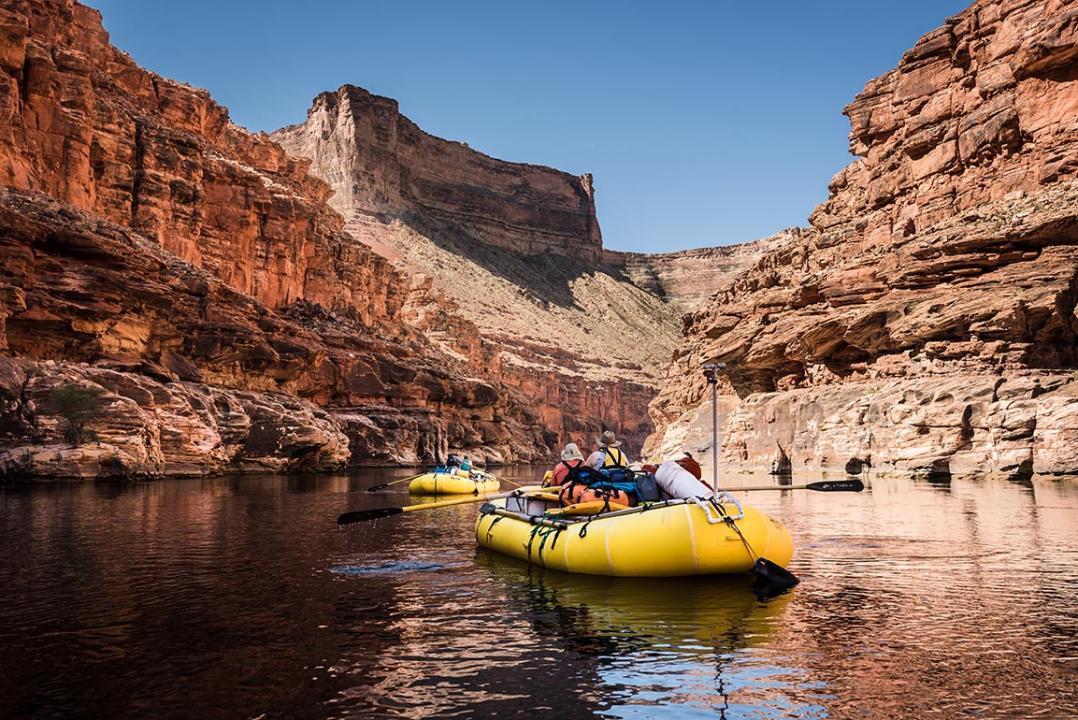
{"left": 702, "top": 362, "right": 725, "bottom": 490}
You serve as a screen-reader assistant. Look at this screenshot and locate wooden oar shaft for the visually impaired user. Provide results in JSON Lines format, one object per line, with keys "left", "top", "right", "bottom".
{"left": 367, "top": 472, "right": 426, "bottom": 491}
{"left": 338, "top": 486, "right": 546, "bottom": 525}
{"left": 401, "top": 490, "right": 513, "bottom": 513}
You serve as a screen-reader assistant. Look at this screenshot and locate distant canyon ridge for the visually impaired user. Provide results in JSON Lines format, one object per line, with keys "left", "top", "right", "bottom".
{"left": 1, "top": 0, "right": 1077, "bottom": 480}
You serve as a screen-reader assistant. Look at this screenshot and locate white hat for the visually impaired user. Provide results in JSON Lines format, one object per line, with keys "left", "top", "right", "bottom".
{"left": 561, "top": 443, "right": 584, "bottom": 461}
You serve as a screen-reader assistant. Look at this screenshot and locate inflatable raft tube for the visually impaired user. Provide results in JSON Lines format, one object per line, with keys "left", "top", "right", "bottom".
{"left": 409, "top": 472, "right": 499, "bottom": 495}
{"left": 475, "top": 498, "right": 794, "bottom": 577}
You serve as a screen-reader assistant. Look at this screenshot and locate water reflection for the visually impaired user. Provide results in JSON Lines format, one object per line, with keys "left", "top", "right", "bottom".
{"left": 478, "top": 554, "right": 818, "bottom": 718}
{"left": 0, "top": 469, "right": 1075, "bottom": 719}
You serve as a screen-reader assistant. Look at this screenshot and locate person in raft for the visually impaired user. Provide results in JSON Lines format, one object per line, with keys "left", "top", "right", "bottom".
{"left": 585, "top": 430, "right": 630, "bottom": 470}
{"left": 547, "top": 442, "right": 587, "bottom": 485}
{"left": 550, "top": 431, "right": 635, "bottom": 508}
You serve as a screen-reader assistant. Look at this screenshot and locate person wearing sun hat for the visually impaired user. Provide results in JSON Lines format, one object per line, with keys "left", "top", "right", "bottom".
{"left": 586, "top": 430, "right": 631, "bottom": 470}
{"left": 546, "top": 442, "right": 586, "bottom": 486}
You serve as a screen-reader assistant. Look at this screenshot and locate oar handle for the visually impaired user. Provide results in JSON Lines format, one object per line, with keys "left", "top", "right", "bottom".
{"left": 367, "top": 472, "right": 425, "bottom": 492}
{"left": 724, "top": 479, "right": 864, "bottom": 492}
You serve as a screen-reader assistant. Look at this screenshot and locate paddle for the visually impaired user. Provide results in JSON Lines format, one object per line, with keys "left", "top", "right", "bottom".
{"left": 366, "top": 472, "right": 426, "bottom": 492}
{"left": 478, "top": 470, "right": 525, "bottom": 489}
{"left": 338, "top": 486, "right": 546, "bottom": 526}
{"left": 725, "top": 479, "right": 864, "bottom": 493}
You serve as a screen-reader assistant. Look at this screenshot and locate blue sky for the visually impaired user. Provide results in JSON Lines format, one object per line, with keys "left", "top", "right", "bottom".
{"left": 91, "top": 1, "right": 970, "bottom": 253}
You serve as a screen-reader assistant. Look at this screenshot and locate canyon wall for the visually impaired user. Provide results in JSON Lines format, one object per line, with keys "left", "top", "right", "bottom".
{"left": 0, "top": 0, "right": 559, "bottom": 478}
{"left": 647, "top": 0, "right": 1078, "bottom": 477}
{"left": 273, "top": 86, "right": 603, "bottom": 265}
{"left": 604, "top": 232, "right": 795, "bottom": 315}
{"left": 272, "top": 86, "right": 772, "bottom": 455}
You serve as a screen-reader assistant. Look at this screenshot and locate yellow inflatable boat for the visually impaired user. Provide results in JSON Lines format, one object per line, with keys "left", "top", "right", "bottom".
{"left": 474, "top": 493, "right": 794, "bottom": 577}
{"left": 408, "top": 471, "right": 499, "bottom": 495}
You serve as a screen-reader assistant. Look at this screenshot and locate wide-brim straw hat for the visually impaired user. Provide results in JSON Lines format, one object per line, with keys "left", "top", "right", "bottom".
{"left": 561, "top": 442, "right": 584, "bottom": 461}
{"left": 596, "top": 430, "right": 622, "bottom": 448}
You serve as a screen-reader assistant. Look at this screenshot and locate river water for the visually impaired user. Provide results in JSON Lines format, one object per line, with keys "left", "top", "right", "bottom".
{"left": 1, "top": 468, "right": 1075, "bottom": 719}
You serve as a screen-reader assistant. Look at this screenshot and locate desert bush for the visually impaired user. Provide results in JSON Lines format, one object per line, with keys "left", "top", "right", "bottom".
{"left": 47, "top": 383, "right": 106, "bottom": 447}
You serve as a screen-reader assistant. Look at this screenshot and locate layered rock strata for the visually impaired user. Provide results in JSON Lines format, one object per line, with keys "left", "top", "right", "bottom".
{"left": 604, "top": 232, "right": 794, "bottom": 315}
{"left": 273, "top": 86, "right": 774, "bottom": 454}
{"left": 272, "top": 85, "right": 603, "bottom": 265}
{"left": 647, "top": 0, "right": 1078, "bottom": 477}
{"left": 0, "top": 0, "right": 553, "bottom": 478}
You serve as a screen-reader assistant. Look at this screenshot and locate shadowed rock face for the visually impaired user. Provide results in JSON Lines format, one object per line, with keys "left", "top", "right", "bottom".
{"left": 0, "top": 0, "right": 562, "bottom": 477}
{"left": 271, "top": 86, "right": 778, "bottom": 455}
{"left": 272, "top": 85, "right": 604, "bottom": 265}
{"left": 647, "top": 0, "right": 1078, "bottom": 477}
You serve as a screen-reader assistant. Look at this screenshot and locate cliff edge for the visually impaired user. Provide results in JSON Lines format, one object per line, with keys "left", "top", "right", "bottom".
{"left": 646, "top": 0, "right": 1078, "bottom": 477}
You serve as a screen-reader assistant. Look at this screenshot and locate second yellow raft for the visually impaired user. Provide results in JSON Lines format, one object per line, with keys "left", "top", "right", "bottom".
{"left": 475, "top": 497, "right": 794, "bottom": 577}
{"left": 409, "top": 471, "right": 499, "bottom": 495}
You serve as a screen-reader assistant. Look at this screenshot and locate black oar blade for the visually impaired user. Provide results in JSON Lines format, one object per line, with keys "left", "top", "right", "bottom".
{"left": 366, "top": 483, "right": 390, "bottom": 492}
{"left": 750, "top": 558, "right": 800, "bottom": 600}
{"left": 805, "top": 479, "right": 864, "bottom": 492}
{"left": 337, "top": 507, "right": 404, "bottom": 525}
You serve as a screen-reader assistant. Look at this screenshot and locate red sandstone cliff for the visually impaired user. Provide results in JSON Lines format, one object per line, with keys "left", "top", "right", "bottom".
{"left": 273, "top": 86, "right": 604, "bottom": 265}
{"left": 271, "top": 86, "right": 772, "bottom": 455}
{"left": 646, "top": 0, "right": 1078, "bottom": 477}
{"left": 0, "top": 0, "right": 559, "bottom": 477}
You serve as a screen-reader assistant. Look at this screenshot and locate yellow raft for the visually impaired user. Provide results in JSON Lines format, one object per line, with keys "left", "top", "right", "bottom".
{"left": 408, "top": 471, "right": 499, "bottom": 495}
{"left": 475, "top": 495, "right": 794, "bottom": 577}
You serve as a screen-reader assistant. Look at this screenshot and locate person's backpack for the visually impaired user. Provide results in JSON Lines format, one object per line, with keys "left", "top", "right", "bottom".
{"left": 634, "top": 472, "right": 662, "bottom": 502}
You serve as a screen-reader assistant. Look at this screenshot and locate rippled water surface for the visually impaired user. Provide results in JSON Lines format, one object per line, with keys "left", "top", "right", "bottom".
{"left": 2, "top": 469, "right": 1076, "bottom": 719}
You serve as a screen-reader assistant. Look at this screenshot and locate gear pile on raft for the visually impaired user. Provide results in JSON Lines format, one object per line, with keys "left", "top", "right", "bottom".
{"left": 407, "top": 454, "right": 499, "bottom": 495}
{"left": 475, "top": 431, "right": 795, "bottom": 581}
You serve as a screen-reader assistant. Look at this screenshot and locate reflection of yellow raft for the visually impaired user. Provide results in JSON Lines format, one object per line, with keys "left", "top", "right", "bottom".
{"left": 478, "top": 553, "right": 793, "bottom": 650}
{"left": 475, "top": 497, "right": 794, "bottom": 577}
{"left": 408, "top": 471, "right": 499, "bottom": 495}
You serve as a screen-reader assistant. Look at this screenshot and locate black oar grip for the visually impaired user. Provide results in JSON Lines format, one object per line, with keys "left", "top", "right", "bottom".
{"left": 337, "top": 507, "right": 404, "bottom": 525}
{"left": 806, "top": 479, "right": 864, "bottom": 492}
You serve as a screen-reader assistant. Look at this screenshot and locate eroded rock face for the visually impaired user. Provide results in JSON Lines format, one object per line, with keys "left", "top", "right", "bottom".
{"left": 0, "top": 0, "right": 558, "bottom": 478}
{"left": 604, "top": 232, "right": 794, "bottom": 315}
{"left": 647, "top": 0, "right": 1078, "bottom": 477}
{"left": 0, "top": 188, "right": 554, "bottom": 477}
{"left": 272, "top": 85, "right": 604, "bottom": 265}
{"left": 273, "top": 89, "right": 775, "bottom": 455}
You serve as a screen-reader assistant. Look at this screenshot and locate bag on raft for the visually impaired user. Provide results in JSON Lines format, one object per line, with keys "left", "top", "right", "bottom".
{"left": 560, "top": 465, "right": 636, "bottom": 507}
{"left": 559, "top": 481, "right": 635, "bottom": 508}
{"left": 567, "top": 465, "right": 636, "bottom": 493}
{"left": 654, "top": 460, "right": 712, "bottom": 499}
{"left": 634, "top": 472, "right": 663, "bottom": 502}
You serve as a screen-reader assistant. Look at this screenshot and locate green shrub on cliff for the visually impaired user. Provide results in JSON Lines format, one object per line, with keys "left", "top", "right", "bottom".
{"left": 47, "top": 384, "right": 106, "bottom": 447}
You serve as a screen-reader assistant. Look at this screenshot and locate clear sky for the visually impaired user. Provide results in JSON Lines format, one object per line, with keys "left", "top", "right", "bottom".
{"left": 90, "top": 0, "right": 970, "bottom": 253}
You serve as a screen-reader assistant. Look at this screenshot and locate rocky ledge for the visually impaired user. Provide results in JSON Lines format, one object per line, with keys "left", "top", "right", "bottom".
{"left": 646, "top": 0, "right": 1078, "bottom": 478}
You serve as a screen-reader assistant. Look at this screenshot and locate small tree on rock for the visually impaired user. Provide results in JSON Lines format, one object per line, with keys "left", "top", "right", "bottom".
{"left": 47, "top": 383, "right": 106, "bottom": 447}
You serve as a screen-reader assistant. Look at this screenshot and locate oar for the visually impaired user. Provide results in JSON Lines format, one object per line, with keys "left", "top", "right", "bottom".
{"left": 337, "top": 486, "right": 546, "bottom": 526}
{"left": 725, "top": 479, "right": 864, "bottom": 493}
{"left": 480, "top": 470, "right": 525, "bottom": 489}
{"left": 367, "top": 472, "right": 426, "bottom": 492}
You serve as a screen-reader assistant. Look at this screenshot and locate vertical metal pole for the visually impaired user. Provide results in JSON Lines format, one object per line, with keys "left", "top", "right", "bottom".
{"left": 711, "top": 375, "right": 718, "bottom": 491}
